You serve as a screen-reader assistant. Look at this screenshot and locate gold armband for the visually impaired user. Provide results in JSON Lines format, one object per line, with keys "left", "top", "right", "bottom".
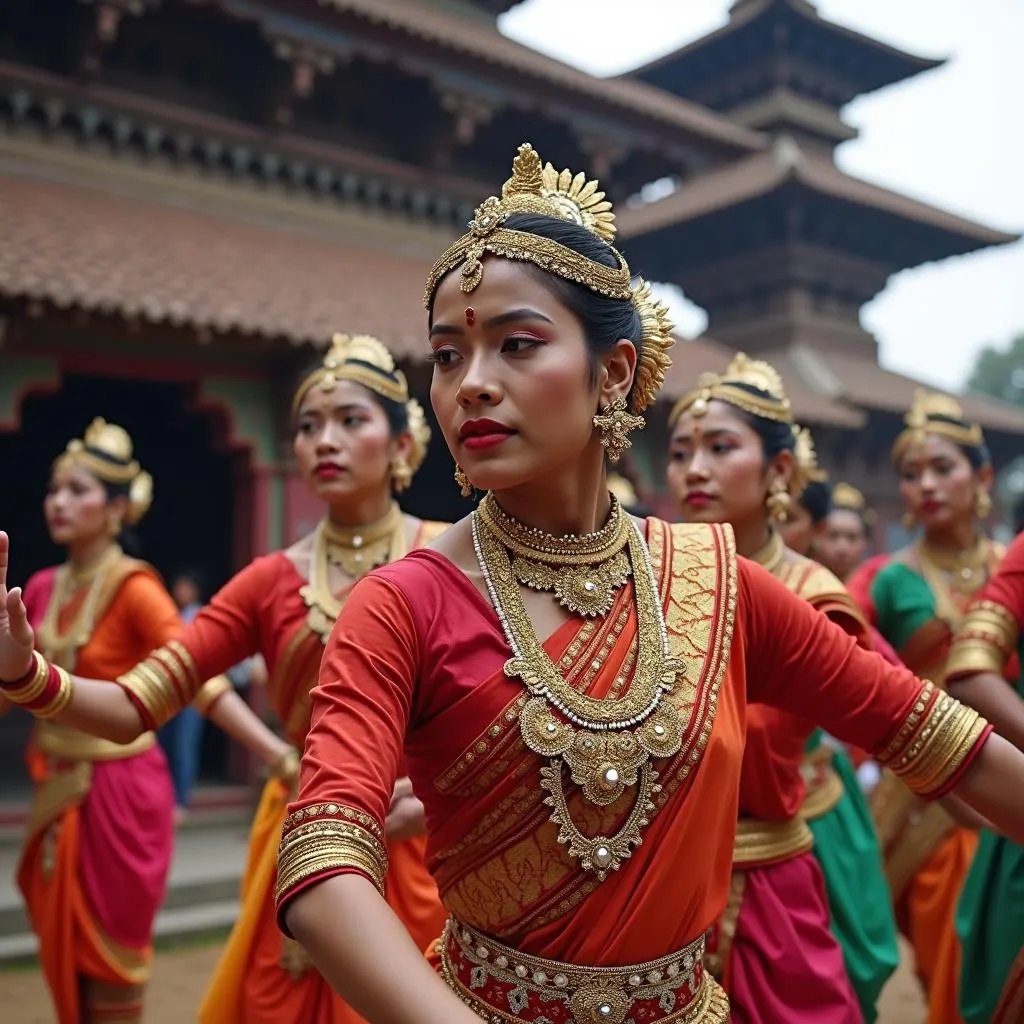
{"left": 192, "top": 675, "right": 232, "bottom": 716}
{"left": 947, "top": 601, "right": 1019, "bottom": 679}
{"left": 276, "top": 804, "right": 389, "bottom": 906}
{"left": 879, "top": 682, "right": 989, "bottom": 797}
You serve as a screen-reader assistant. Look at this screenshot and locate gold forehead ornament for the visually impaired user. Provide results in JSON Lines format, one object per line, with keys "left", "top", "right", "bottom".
{"left": 670, "top": 352, "right": 792, "bottom": 426}
{"left": 425, "top": 142, "right": 675, "bottom": 414}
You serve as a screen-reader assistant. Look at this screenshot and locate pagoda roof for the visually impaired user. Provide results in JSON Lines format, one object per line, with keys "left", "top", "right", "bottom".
{"left": 0, "top": 174, "right": 436, "bottom": 355}
{"left": 302, "top": 0, "right": 763, "bottom": 152}
{"left": 627, "top": 0, "right": 944, "bottom": 106}
{"left": 619, "top": 141, "right": 1018, "bottom": 259}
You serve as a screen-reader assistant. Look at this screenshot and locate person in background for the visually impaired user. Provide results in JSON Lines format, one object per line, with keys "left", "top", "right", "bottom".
{"left": 160, "top": 569, "right": 207, "bottom": 824}
{"left": 778, "top": 432, "right": 831, "bottom": 559}
{"left": 817, "top": 483, "right": 874, "bottom": 585}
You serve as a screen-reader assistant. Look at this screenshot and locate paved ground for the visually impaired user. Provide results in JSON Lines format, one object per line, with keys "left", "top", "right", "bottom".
{"left": 0, "top": 938, "right": 926, "bottom": 1022}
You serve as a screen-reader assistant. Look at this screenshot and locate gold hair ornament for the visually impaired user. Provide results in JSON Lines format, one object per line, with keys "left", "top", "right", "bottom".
{"left": 294, "top": 334, "right": 431, "bottom": 484}
{"left": 832, "top": 482, "right": 865, "bottom": 511}
{"left": 56, "top": 418, "right": 153, "bottom": 525}
{"left": 793, "top": 425, "right": 827, "bottom": 495}
{"left": 424, "top": 143, "right": 675, "bottom": 414}
{"left": 892, "top": 389, "right": 984, "bottom": 463}
{"left": 669, "top": 352, "right": 792, "bottom": 427}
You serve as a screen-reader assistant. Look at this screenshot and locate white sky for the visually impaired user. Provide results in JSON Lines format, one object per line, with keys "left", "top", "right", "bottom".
{"left": 501, "top": 0, "right": 1024, "bottom": 392}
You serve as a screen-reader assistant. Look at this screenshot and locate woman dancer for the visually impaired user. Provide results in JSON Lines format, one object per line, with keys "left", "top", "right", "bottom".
{"left": 668, "top": 373, "right": 897, "bottom": 1021}
{"left": 870, "top": 391, "right": 1003, "bottom": 1024}
{"left": 3, "top": 144, "right": 1024, "bottom": 1024}
{"left": 946, "top": 531, "right": 1024, "bottom": 1023}
{"left": 1, "top": 335, "right": 448, "bottom": 1024}
{"left": 0, "top": 418, "right": 274, "bottom": 1024}
{"left": 816, "top": 483, "right": 874, "bottom": 585}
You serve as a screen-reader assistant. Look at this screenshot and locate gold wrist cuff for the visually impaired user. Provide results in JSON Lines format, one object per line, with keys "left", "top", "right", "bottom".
{"left": 4, "top": 652, "right": 49, "bottom": 704}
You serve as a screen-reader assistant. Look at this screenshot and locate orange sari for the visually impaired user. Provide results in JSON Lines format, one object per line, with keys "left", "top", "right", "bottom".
{"left": 278, "top": 521, "right": 988, "bottom": 1024}
{"left": 121, "top": 520, "right": 447, "bottom": 1024}
{"left": 19, "top": 559, "right": 180, "bottom": 1024}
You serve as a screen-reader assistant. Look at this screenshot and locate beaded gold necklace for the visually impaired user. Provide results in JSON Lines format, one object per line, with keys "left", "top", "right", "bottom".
{"left": 300, "top": 504, "right": 407, "bottom": 643}
{"left": 472, "top": 497, "right": 685, "bottom": 880}
{"left": 36, "top": 544, "right": 123, "bottom": 669}
{"left": 476, "top": 493, "right": 631, "bottom": 618}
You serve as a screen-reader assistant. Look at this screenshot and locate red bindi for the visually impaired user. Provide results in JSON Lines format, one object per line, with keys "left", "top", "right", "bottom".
{"left": 465, "top": 307, "right": 476, "bottom": 326}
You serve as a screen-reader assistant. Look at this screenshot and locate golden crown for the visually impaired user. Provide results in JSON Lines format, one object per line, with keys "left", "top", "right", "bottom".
{"left": 293, "top": 333, "right": 430, "bottom": 483}
{"left": 892, "top": 388, "right": 984, "bottom": 462}
{"left": 832, "top": 482, "right": 865, "bottom": 511}
{"left": 793, "top": 426, "right": 828, "bottom": 483}
{"left": 670, "top": 352, "right": 792, "bottom": 426}
{"left": 57, "top": 418, "right": 153, "bottom": 524}
{"left": 424, "top": 142, "right": 675, "bottom": 413}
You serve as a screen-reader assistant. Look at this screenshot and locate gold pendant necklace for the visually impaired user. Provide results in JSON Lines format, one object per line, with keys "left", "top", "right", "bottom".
{"left": 477, "top": 494, "right": 631, "bottom": 618}
{"left": 750, "top": 529, "right": 786, "bottom": 576}
{"left": 472, "top": 502, "right": 687, "bottom": 881}
{"left": 301, "top": 505, "right": 408, "bottom": 643}
{"left": 916, "top": 537, "right": 989, "bottom": 593}
{"left": 36, "top": 544, "right": 123, "bottom": 667}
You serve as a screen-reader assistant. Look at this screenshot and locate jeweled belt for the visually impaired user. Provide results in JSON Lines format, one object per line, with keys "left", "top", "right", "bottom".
{"left": 731, "top": 814, "right": 814, "bottom": 868}
{"left": 36, "top": 721, "right": 155, "bottom": 762}
{"left": 439, "top": 917, "right": 730, "bottom": 1023}
{"left": 800, "top": 746, "right": 845, "bottom": 821}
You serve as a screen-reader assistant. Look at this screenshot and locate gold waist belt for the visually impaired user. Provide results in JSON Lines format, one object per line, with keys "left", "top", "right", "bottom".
{"left": 440, "top": 917, "right": 729, "bottom": 1024}
{"left": 800, "top": 748, "right": 845, "bottom": 821}
{"left": 733, "top": 815, "right": 815, "bottom": 868}
{"left": 36, "top": 721, "right": 155, "bottom": 762}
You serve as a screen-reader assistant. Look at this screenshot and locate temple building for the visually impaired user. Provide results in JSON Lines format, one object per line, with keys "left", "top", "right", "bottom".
{"left": 0, "top": 0, "right": 1020, "bottom": 791}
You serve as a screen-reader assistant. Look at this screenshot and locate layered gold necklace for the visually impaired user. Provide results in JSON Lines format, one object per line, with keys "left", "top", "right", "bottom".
{"left": 472, "top": 495, "right": 685, "bottom": 881}
{"left": 300, "top": 503, "right": 407, "bottom": 643}
{"left": 915, "top": 535, "right": 994, "bottom": 629}
{"left": 36, "top": 544, "right": 123, "bottom": 669}
{"left": 476, "top": 494, "right": 631, "bottom": 617}
{"left": 750, "top": 529, "right": 786, "bottom": 576}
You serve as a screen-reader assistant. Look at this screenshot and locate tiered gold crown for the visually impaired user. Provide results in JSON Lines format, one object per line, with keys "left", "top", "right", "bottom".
{"left": 424, "top": 142, "right": 675, "bottom": 414}
{"left": 793, "top": 426, "right": 828, "bottom": 484}
{"left": 293, "top": 333, "right": 431, "bottom": 479}
{"left": 892, "top": 388, "right": 984, "bottom": 462}
{"left": 56, "top": 418, "right": 153, "bottom": 524}
{"left": 669, "top": 352, "right": 792, "bottom": 427}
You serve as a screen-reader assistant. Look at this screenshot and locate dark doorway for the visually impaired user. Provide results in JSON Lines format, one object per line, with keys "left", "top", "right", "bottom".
{"left": 0, "top": 372, "right": 246, "bottom": 798}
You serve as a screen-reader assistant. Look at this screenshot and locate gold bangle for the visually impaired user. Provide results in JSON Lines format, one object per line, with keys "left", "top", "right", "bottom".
{"left": 270, "top": 747, "right": 301, "bottom": 782}
{"left": 35, "top": 667, "right": 73, "bottom": 720}
{"left": 4, "top": 652, "right": 49, "bottom": 705}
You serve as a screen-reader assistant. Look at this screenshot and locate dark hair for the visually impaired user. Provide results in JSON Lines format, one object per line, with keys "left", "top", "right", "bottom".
{"left": 722, "top": 383, "right": 797, "bottom": 459}
{"left": 797, "top": 480, "right": 832, "bottom": 524}
{"left": 292, "top": 359, "right": 410, "bottom": 435}
{"left": 430, "top": 213, "right": 644, "bottom": 403}
{"left": 96, "top": 479, "right": 143, "bottom": 557}
{"left": 1013, "top": 496, "right": 1024, "bottom": 536}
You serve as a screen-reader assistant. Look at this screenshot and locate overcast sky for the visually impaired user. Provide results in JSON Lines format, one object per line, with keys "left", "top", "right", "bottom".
{"left": 501, "top": 0, "right": 1024, "bottom": 392}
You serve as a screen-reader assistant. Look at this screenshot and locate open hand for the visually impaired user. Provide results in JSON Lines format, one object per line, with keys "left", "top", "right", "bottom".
{"left": 0, "top": 532, "right": 35, "bottom": 683}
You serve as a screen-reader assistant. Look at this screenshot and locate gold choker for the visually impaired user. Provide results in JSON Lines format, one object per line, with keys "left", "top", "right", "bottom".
{"left": 477, "top": 494, "right": 631, "bottom": 617}
{"left": 472, "top": 498, "right": 685, "bottom": 880}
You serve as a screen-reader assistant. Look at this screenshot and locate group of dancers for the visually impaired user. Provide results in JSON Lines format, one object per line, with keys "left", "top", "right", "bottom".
{"left": 0, "top": 141, "right": 1023, "bottom": 1024}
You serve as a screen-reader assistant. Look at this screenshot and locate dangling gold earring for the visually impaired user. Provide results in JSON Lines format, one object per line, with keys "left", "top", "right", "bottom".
{"left": 454, "top": 465, "right": 473, "bottom": 498}
{"left": 390, "top": 457, "right": 413, "bottom": 493}
{"left": 593, "top": 396, "right": 645, "bottom": 465}
{"left": 974, "top": 489, "right": 992, "bottom": 520}
{"left": 902, "top": 511, "right": 916, "bottom": 532}
{"left": 765, "top": 479, "right": 791, "bottom": 524}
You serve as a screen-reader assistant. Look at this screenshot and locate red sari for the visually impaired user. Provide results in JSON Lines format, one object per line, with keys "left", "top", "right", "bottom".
{"left": 19, "top": 560, "right": 178, "bottom": 1024}
{"left": 276, "top": 521, "right": 990, "bottom": 1024}
{"left": 118, "top": 520, "right": 448, "bottom": 1024}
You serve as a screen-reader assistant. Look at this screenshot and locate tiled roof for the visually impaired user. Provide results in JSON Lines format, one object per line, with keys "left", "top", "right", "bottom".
{"left": 0, "top": 174, "right": 436, "bottom": 355}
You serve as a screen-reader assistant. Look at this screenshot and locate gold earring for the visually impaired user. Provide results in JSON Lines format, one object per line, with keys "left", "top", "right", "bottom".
{"left": 975, "top": 490, "right": 992, "bottom": 520}
{"left": 390, "top": 457, "right": 413, "bottom": 493}
{"left": 766, "top": 479, "right": 791, "bottom": 524}
{"left": 902, "top": 511, "right": 916, "bottom": 532}
{"left": 593, "top": 397, "right": 645, "bottom": 465}
{"left": 454, "top": 465, "right": 473, "bottom": 498}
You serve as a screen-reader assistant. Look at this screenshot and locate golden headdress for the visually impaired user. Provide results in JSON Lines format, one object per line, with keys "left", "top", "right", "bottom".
{"left": 832, "top": 481, "right": 876, "bottom": 525}
{"left": 793, "top": 426, "right": 828, "bottom": 484}
{"left": 891, "top": 389, "right": 984, "bottom": 463}
{"left": 669, "top": 352, "right": 792, "bottom": 427}
{"left": 55, "top": 418, "right": 153, "bottom": 524}
{"left": 424, "top": 142, "right": 675, "bottom": 414}
{"left": 293, "top": 333, "right": 431, "bottom": 486}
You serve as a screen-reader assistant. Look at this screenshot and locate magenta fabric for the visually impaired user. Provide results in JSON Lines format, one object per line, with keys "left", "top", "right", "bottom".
{"left": 730, "top": 852, "right": 863, "bottom": 1024}
{"left": 77, "top": 746, "right": 175, "bottom": 947}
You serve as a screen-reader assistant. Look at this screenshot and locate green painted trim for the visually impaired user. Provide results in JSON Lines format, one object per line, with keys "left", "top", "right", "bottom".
{"left": 197, "top": 377, "right": 277, "bottom": 468}
{"left": 0, "top": 355, "right": 60, "bottom": 430}
{"left": 267, "top": 471, "right": 285, "bottom": 552}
